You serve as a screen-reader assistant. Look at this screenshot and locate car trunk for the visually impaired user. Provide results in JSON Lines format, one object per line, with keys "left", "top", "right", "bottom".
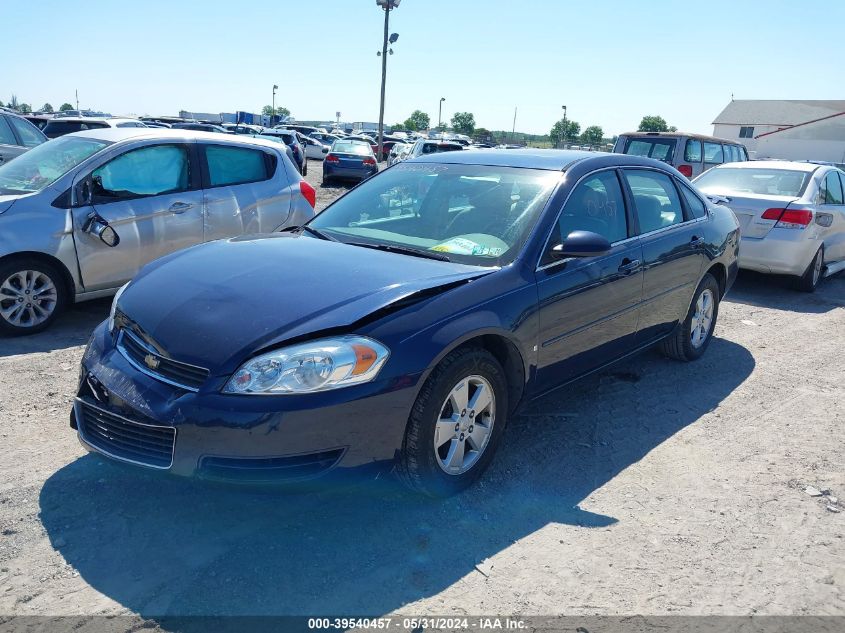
{"left": 334, "top": 151, "right": 369, "bottom": 168}
{"left": 708, "top": 192, "right": 799, "bottom": 239}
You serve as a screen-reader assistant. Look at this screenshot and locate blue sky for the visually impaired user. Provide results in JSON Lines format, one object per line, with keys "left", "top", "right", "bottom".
{"left": 3, "top": 0, "right": 843, "bottom": 136}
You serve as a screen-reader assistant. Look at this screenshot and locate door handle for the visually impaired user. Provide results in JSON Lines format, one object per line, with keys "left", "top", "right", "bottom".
{"left": 618, "top": 258, "right": 641, "bottom": 275}
{"left": 690, "top": 235, "right": 705, "bottom": 247}
{"left": 169, "top": 202, "right": 194, "bottom": 214}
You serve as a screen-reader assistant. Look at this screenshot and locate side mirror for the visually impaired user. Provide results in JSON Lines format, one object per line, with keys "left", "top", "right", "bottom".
{"left": 97, "top": 224, "right": 120, "bottom": 247}
{"left": 83, "top": 212, "right": 121, "bottom": 247}
{"left": 551, "top": 230, "right": 612, "bottom": 259}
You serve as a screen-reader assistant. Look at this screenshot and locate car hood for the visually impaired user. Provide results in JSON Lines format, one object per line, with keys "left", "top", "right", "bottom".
{"left": 119, "top": 234, "right": 491, "bottom": 373}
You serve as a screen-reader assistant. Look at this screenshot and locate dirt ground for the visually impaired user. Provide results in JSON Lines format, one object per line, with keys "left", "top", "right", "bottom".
{"left": 0, "top": 161, "right": 843, "bottom": 621}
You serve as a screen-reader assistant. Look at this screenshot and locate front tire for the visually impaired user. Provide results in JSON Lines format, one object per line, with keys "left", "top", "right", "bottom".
{"left": 659, "top": 273, "right": 720, "bottom": 362}
{"left": 796, "top": 244, "right": 824, "bottom": 293}
{"left": 397, "top": 347, "right": 508, "bottom": 497}
{"left": 0, "top": 259, "right": 68, "bottom": 336}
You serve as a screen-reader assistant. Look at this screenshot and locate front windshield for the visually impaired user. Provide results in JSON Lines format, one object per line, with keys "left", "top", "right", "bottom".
{"left": 309, "top": 162, "right": 560, "bottom": 266}
{"left": 0, "top": 135, "right": 110, "bottom": 195}
{"left": 694, "top": 167, "right": 811, "bottom": 197}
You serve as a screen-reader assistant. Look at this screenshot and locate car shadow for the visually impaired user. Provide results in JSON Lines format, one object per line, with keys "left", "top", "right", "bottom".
{"left": 39, "top": 337, "right": 754, "bottom": 618}
{"left": 725, "top": 269, "right": 845, "bottom": 314}
{"left": 0, "top": 298, "right": 110, "bottom": 358}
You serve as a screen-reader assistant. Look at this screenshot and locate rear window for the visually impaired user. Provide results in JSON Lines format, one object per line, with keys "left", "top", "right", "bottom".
{"left": 44, "top": 121, "right": 108, "bottom": 135}
{"left": 623, "top": 138, "right": 677, "bottom": 162}
{"left": 423, "top": 143, "right": 462, "bottom": 155}
{"left": 695, "top": 167, "right": 811, "bottom": 197}
{"left": 333, "top": 141, "right": 372, "bottom": 155}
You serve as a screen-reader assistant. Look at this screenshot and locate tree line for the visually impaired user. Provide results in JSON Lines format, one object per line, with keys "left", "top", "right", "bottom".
{"left": 2, "top": 95, "right": 76, "bottom": 114}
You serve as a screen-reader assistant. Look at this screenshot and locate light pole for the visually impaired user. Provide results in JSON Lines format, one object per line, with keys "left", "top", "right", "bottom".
{"left": 561, "top": 105, "right": 567, "bottom": 148}
{"left": 272, "top": 84, "right": 278, "bottom": 126}
{"left": 438, "top": 97, "right": 445, "bottom": 133}
{"left": 376, "top": 0, "right": 401, "bottom": 162}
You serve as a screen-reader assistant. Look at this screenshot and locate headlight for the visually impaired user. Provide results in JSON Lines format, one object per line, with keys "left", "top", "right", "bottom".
{"left": 107, "top": 282, "right": 129, "bottom": 332}
{"left": 224, "top": 336, "right": 390, "bottom": 395}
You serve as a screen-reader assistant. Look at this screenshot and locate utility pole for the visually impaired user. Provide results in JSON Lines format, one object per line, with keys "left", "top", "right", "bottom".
{"left": 561, "top": 104, "right": 567, "bottom": 148}
{"left": 512, "top": 107, "right": 518, "bottom": 143}
{"left": 376, "top": 0, "right": 400, "bottom": 163}
{"left": 75, "top": 89, "right": 79, "bottom": 111}
{"left": 438, "top": 97, "right": 445, "bottom": 132}
{"left": 272, "top": 84, "right": 278, "bottom": 126}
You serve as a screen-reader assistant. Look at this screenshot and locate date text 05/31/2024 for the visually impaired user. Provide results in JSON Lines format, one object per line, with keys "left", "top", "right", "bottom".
{"left": 307, "top": 617, "right": 528, "bottom": 630}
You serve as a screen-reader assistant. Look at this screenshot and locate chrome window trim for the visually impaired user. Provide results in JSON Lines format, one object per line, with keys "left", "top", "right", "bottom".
{"left": 116, "top": 329, "right": 207, "bottom": 392}
{"left": 74, "top": 397, "right": 175, "bottom": 470}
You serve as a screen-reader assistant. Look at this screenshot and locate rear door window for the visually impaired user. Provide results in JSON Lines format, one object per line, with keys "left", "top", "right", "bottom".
{"left": 205, "top": 145, "right": 272, "bottom": 187}
{"left": 704, "top": 142, "right": 724, "bottom": 165}
{"left": 624, "top": 170, "right": 685, "bottom": 234}
{"left": 684, "top": 139, "right": 702, "bottom": 163}
{"left": 9, "top": 117, "right": 46, "bottom": 148}
{"left": 624, "top": 138, "right": 677, "bottom": 162}
{"left": 0, "top": 116, "right": 17, "bottom": 146}
{"left": 679, "top": 182, "right": 707, "bottom": 219}
{"left": 821, "top": 171, "right": 844, "bottom": 204}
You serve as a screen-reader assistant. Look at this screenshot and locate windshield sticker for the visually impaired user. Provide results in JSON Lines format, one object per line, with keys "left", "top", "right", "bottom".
{"left": 430, "top": 238, "right": 502, "bottom": 257}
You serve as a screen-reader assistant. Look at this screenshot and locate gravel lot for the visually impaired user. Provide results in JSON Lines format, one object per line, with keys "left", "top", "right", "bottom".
{"left": 0, "top": 161, "right": 842, "bottom": 621}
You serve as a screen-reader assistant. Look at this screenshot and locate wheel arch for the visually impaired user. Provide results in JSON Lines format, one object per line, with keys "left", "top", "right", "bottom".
{"left": 0, "top": 251, "right": 77, "bottom": 304}
{"left": 420, "top": 330, "right": 528, "bottom": 415}
{"left": 705, "top": 261, "right": 727, "bottom": 298}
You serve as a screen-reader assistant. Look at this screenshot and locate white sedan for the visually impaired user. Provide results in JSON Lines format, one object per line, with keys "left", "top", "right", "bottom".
{"left": 302, "top": 136, "right": 329, "bottom": 160}
{"left": 694, "top": 160, "right": 845, "bottom": 291}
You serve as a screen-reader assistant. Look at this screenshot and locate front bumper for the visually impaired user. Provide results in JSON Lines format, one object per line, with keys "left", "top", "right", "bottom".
{"left": 738, "top": 230, "right": 819, "bottom": 276}
{"left": 73, "top": 323, "right": 423, "bottom": 482}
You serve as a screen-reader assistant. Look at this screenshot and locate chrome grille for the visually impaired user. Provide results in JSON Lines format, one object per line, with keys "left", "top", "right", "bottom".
{"left": 117, "top": 329, "right": 209, "bottom": 391}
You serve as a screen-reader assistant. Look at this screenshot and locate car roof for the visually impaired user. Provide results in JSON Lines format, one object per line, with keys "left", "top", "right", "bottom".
{"left": 618, "top": 131, "right": 740, "bottom": 144}
{"left": 65, "top": 127, "right": 285, "bottom": 150}
{"left": 709, "top": 160, "right": 822, "bottom": 172}
{"left": 411, "top": 148, "right": 606, "bottom": 170}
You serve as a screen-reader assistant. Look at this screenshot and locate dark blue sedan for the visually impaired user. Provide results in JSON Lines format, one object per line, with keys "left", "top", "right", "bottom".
{"left": 73, "top": 150, "right": 740, "bottom": 496}
{"left": 323, "top": 140, "right": 378, "bottom": 184}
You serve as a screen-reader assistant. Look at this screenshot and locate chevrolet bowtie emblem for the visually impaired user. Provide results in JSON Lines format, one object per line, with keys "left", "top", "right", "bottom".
{"left": 144, "top": 353, "right": 160, "bottom": 370}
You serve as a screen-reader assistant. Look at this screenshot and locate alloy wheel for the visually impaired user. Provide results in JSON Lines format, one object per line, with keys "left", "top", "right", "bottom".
{"left": 690, "top": 288, "right": 714, "bottom": 349}
{"left": 0, "top": 270, "right": 59, "bottom": 328}
{"left": 433, "top": 375, "right": 496, "bottom": 475}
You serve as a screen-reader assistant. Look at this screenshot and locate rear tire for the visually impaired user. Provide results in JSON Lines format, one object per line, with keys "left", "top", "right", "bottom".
{"left": 0, "top": 258, "right": 69, "bottom": 336}
{"left": 396, "top": 347, "right": 508, "bottom": 497}
{"left": 659, "top": 273, "right": 720, "bottom": 362}
{"left": 796, "top": 244, "right": 824, "bottom": 293}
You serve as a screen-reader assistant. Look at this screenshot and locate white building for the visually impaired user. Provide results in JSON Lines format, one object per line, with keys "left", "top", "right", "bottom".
{"left": 712, "top": 99, "right": 845, "bottom": 162}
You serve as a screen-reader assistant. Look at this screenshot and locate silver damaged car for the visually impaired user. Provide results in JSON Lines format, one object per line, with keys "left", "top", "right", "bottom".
{"left": 0, "top": 128, "right": 316, "bottom": 334}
